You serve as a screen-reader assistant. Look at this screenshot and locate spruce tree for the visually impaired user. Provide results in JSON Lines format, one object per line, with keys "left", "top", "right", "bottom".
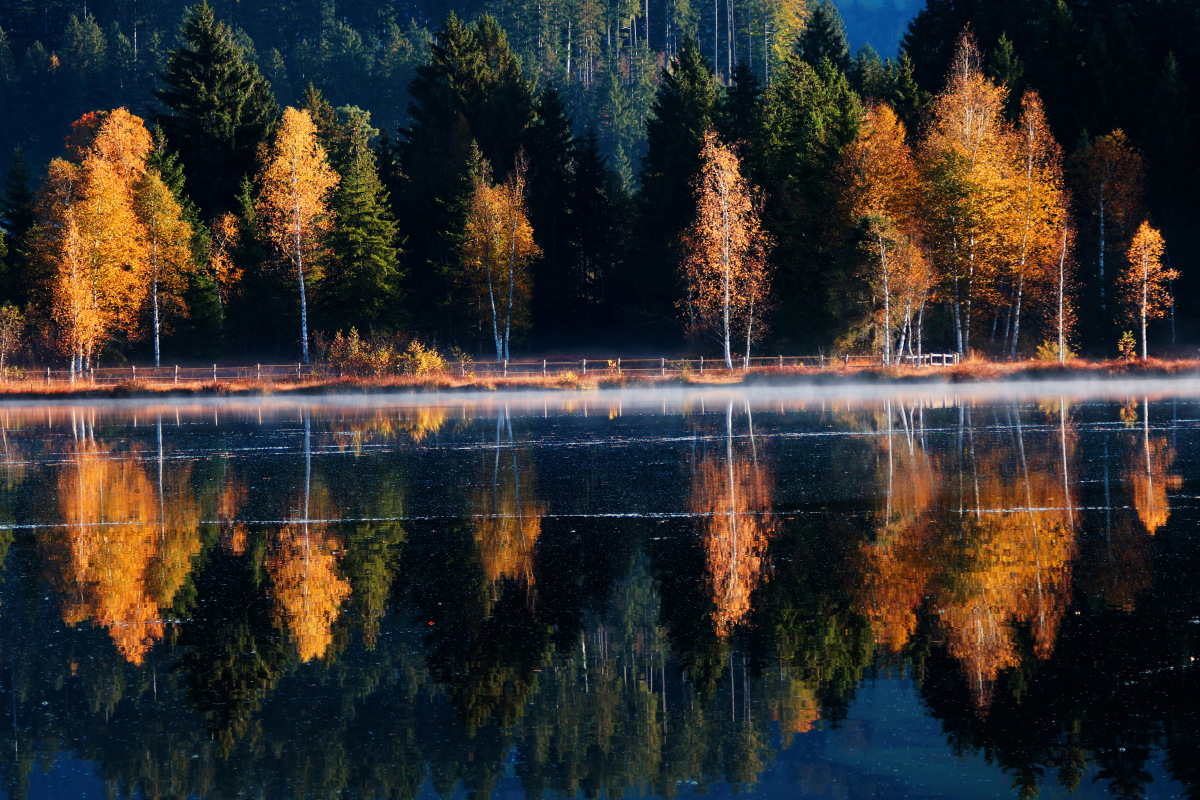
{"left": 154, "top": 0, "right": 278, "bottom": 219}
{"left": 796, "top": 0, "right": 850, "bottom": 73}
{"left": 321, "top": 108, "right": 403, "bottom": 333}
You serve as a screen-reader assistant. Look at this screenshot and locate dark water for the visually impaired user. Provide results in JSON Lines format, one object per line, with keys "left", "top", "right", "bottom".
{"left": 0, "top": 385, "right": 1198, "bottom": 800}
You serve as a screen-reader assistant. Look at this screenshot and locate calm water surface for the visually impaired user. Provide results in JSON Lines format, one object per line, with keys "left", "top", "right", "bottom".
{"left": 0, "top": 384, "right": 1198, "bottom": 800}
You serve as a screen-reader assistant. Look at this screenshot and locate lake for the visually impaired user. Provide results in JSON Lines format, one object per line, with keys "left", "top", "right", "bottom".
{"left": 0, "top": 382, "right": 1197, "bottom": 799}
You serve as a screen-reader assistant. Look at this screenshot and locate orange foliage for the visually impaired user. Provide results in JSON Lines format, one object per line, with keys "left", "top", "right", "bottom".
{"left": 48, "top": 441, "right": 202, "bottom": 664}
{"left": 462, "top": 157, "right": 540, "bottom": 362}
{"left": 207, "top": 212, "right": 243, "bottom": 307}
{"left": 1129, "top": 421, "right": 1182, "bottom": 534}
{"left": 266, "top": 520, "right": 351, "bottom": 662}
{"left": 474, "top": 446, "right": 544, "bottom": 595}
{"left": 1119, "top": 222, "right": 1178, "bottom": 359}
{"left": 256, "top": 107, "right": 339, "bottom": 363}
{"left": 690, "top": 420, "right": 774, "bottom": 631}
{"left": 680, "top": 131, "right": 771, "bottom": 368}
{"left": 859, "top": 407, "right": 1079, "bottom": 706}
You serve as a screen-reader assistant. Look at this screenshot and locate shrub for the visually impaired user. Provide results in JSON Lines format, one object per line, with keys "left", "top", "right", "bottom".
{"left": 1035, "top": 339, "right": 1076, "bottom": 362}
{"left": 326, "top": 328, "right": 397, "bottom": 376}
{"left": 401, "top": 341, "right": 447, "bottom": 376}
{"left": 1117, "top": 331, "right": 1137, "bottom": 361}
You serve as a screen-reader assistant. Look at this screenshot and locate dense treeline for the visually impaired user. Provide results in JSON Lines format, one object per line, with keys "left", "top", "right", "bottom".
{"left": 0, "top": 0, "right": 1196, "bottom": 365}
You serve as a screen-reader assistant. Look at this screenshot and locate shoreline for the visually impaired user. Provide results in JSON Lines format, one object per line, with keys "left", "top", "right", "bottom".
{"left": 0, "top": 358, "right": 1197, "bottom": 401}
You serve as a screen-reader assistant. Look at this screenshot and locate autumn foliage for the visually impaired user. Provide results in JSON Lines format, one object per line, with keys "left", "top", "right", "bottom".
{"left": 680, "top": 132, "right": 771, "bottom": 370}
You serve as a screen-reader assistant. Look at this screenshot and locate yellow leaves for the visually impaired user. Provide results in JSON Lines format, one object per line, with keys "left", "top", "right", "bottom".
{"left": 1120, "top": 222, "right": 1177, "bottom": 339}
{"left": 858, "top": 409, "right": 1079, "bottom": 707}
{"left": 38, "top": 108, "right": 168, "bottom": 368}
{"left": 207, "top": 212, "right": 243, "bottom": 306}
{"left": 1129, "top": 423, "right": 1182, "bottom": 535}
{"left": 136, "top": 169, "right": 195, "bottom": 328}
{"left": 461, "top": 158, "right": 540, "bottom": 360}
{"left": 473, "top": 444, "right": 544, "bottom": 598}
{"left": 256, "top": 107, "right": 339, "bottom": 277}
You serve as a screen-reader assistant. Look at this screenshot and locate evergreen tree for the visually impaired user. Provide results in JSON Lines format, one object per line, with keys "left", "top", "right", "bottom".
{"left": 154, "top": 0, "right": 279, "bottom": 219}
{"left": 759, "top": 56, "right": 862, "bottom": 349}
{"left": 720, "top": 62, "right": 765, "bottom": 152}
{"left": 526, "top": 87, "right": 577, "bottom": 344}
{"left": 795, "top": 0, "right": 850, "bottom": 74}
{"left": 0, "top": 148, "right": 36, "bottom": 306}
{"left": 399, "top": 13, "right": 536, "bottom": 340}
{"left": 321, "top": 108, "right": 403, "bottom": 333}
{"left": 567, "top": 130, "right": 628, "bottom": 334}
{"left": 636, "top": 37, "right": 719, "bottom": 334}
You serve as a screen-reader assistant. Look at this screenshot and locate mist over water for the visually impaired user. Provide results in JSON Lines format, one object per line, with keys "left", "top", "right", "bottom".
{"left": 0, "top": 384, "right": 1196, "bottom": 799}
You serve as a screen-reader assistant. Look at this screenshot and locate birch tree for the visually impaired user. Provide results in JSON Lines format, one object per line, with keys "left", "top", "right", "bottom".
{"left": 1118, "top": 222, "right": 1177, "bottom": 360}
{"left": 842, "top": 103, "right": 926, "bottom": 364}
{"left": 256, "top": 107, "right": 339, "bottom": 365}
{"left": 680, "top": 131, "right": 771, "bottom": 369}
{"left": 462, "top": 157, "right": 539, "bottom": 362}
{"left": 135, "top": 170, "right": 194, "bottom": 367}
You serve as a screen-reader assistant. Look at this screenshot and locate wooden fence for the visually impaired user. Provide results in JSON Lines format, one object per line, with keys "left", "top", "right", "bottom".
{"left": 7, "top": 352, "right": 961, "bottom": 386}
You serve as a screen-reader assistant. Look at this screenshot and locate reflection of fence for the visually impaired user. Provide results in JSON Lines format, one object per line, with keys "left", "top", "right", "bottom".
{"left": 12, "top": 353, "right": 961, "bottom": 386}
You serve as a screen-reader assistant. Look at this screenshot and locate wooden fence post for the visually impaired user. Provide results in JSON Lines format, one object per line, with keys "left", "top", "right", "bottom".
{"left": 779, "top": 355, "right": 783, "bottom": 368}
{"left": 543, "top": 359, "right": 547, "bottom": 377}
{"left": 662, "top": 358, "right": 666, "bottom": 376}
{"left": 504, "top": 360, "right": 508, "bottom": 377}
{"left": 582, "top": 358, "right": 587, "bottom": 375}
{"left": 617, "top": 358, "right": 621, "bottom": 376}
{"left": 297, "top": 363, "right": 301, "bottom": 379}
{"left": 700, "top": 356, "right": 704, "bottom": 373}
{"left": 46, "top": 367, "right": 50, "bottom": 384}
{"left": 257, "top": 364, "right": 261, "bottom": 381}
{"left": 175, "top": 365, "right": 179, "bottom": 385}
{"left": 132, "top": 365, "right": 136, "bottom": 380}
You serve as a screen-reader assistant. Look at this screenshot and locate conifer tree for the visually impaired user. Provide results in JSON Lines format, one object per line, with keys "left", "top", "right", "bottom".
{"left": 795, "top": 0, "right": 849, "bottom": 73}
{"left": 0, "top": 148, "right": 36, "bottom": 305}
{"left": 155, "top": 0, "right": 278, "bottom": 218}
{"left": 321, "top": 108, "right": 403, "bottom": 333}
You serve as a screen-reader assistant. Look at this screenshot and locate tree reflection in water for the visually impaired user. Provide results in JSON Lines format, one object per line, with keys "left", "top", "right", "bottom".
{"left": 0, "top": 396, "right": 1194, "bottom": 799}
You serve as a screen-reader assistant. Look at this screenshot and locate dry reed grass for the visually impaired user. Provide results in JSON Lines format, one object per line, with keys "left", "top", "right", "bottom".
{"left": 2, "top": 357, "right": 1198, "bottom": 399}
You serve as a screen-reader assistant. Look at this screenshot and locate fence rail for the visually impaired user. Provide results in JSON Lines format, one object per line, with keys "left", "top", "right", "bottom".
{"left": 3, "top": 353, "right": 961, "bottom": 387}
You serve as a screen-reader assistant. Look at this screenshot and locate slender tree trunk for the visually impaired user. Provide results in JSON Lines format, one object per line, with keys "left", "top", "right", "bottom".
{"left": 1011, "top": 275, "right": 1024, "bottom": 359}
{"left": 879, "top": 234, "right": 891, "bottom": 365}
{"left": 1141, "top": 265, "right": 1148, "bottom": 359}
{"left": 486, "top": 253, "right": 502, "bottom": 361}
{"left": 1098, "top": 193, "right": 1106, "bottom": 311}
{"left": 294, "top": 197, "right": 309, "bottom": 365}
{"left": 1057, "top": 228, "right": 1068, "bottom": 363}
{"left": 743, "top": 296, "right": 754, "bottom": 368}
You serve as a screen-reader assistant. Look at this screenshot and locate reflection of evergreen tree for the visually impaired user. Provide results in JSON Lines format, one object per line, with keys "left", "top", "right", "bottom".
{"left": 177, "top": 547, "right": 290, "bottom": 755}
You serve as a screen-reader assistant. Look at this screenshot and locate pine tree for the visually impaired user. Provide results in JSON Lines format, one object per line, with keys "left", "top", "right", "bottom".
{"left": 154, "top": 0, "right": 278, "bottom": 219}
{"left": 321, "top": 108, "right": 403, "bottom": 333}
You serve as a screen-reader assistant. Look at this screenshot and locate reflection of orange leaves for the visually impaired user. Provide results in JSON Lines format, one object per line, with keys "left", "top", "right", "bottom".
{"left": 691, "top": 455, "right": 773, "bottom": 631}
{"left": 51, "top": 442, "right": 202, "bottom": 664}
{"left": 1130, "top": 434, "right": 1182, "bottom": 534}
{"left": 474, "top": 451, "right": 544, "bottom": 592}
{"left": 266, "top": 523, "right": 351, "bottom": 662}
{"left": 859, "top": 420, "right": 1079, "bottom": 708}
{"left": 217, "top": 471, "right": 249, "bottom": 555}
{"left": 772, "top": 676, "right": 821, "bottom": 746}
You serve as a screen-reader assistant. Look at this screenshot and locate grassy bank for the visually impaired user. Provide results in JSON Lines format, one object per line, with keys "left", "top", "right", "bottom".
{"left": 1, "top": 356, "right": 1198, "bottom": 400}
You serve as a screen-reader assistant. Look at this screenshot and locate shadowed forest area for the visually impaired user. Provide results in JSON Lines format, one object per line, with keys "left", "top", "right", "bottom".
{"left": 0, "top": 0, "right": 1196, "bottom": 370}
